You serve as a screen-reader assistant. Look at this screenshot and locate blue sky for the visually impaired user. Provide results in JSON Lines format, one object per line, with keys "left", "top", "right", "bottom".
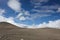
{"left": 0, "top": 0, "right": 60, "bottom": 28}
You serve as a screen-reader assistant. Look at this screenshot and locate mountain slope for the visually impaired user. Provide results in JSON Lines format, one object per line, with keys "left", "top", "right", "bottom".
{"left": 0, "top": 22, "right": 60, "bottom": 40}
{"left": 0, "top": 22, "right": 20, "bottom": 28}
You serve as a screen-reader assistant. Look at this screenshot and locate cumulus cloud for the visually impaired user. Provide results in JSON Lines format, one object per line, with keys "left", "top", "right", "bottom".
{"left": 17, "top": 19, "right": 60, "bottom": 29}
{"left": 37, "top": 19, "right": 60, "bottom": 29}
{"left": 7, "top": 0, "right": 54, "bottom": 21}
{"left": 24, "top": 11, "right": 30, "bottom": 16}
{"left": 16, "top": 13, "right": 26, "bottom": 20}
{"left": 19, "top": 16, "right": 26, "bottom": 20}
{"left": 0, "top": 9, "right": 6, "bottom": 22}
{"left": 26, "top": 19, "right": 60, "bottom": 29}
{"left": 0, "top": 9, "right": 16, "bottom": 23}
{"left": 0, "top": 15, "right": 7, "bottom": 22}
{"left": 6, "top": 17, "right": 14, "bottom": 23}
{"left": 0, "top": 9, "right": 30, "bottom": 28}
{"left": 0, "top": 9, "right": 60, "bottom": 29}
{"left": 8, "top": 19, "right": 60, "bottom": 29}
{"left": 7, "top": 0, "right": 21, "bottom": 12}
{"left": 0, "top": 9, "right": 14, "bottom": 22}
{"left": 47, "top": 20, "right": 60, "bottom": 28}
{"left": 7, "top": 0, "right": 31, "bottom": 21}
{"left": 16, "top": 9, "right": 51, "bottom": 21}
{"left": 6, "top": 17, "right": 28, "bottom": 28}
{"left": 16, "top": 11, "right": 30, "bottom": 20}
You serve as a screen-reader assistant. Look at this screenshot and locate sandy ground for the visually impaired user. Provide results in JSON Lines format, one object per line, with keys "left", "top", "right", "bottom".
{"left": 0, "top": 22, "right": 60, "bottom": 40}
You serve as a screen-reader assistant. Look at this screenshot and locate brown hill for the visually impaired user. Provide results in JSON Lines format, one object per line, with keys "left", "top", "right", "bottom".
{"left": 0, "top": 22, "right": 20, "bottom": 28}
{"left": 0, "top": 22, "right": 60, "bottom": 40}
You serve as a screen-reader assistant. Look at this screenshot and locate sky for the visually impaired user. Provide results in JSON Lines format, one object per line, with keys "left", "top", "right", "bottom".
{"left": 0, "top": 0, "right": 60, "bottom": 28}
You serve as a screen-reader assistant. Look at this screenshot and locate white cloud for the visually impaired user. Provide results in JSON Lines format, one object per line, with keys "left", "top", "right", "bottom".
{"left": 31, "top": 0, "right": 49, "bottom": 6}
{"left": 57, "top": 8, "right": 60, "bottom": 12}
{"left": 7, "top": 0, "right": 31, "bottom": 21}
{"left": 29, "top": 6, "right": 60, "bottom": 20}
{"left": 7, "top": 19, "right": 60, "bottom": 29}
{"left": 16, "top": 12, "right": 23, "bottom": 18}
{"left": 16, "top": 9, "right": 51, "bottom": 21}
{"left": 0, "top": 9, "right": 60, "bottom": 29}
{"left": 32, "top": 9, "right": 55, "bottom": 13}
{"left": 30, "top": 6, "right": 60, "bottom": 19}
{"left": 0, "top": 9, "right": 15, "bottom": 23}
{"left": 31, "top": 0, "right": 49, "bottom": 9}
{"left": 0, "top": 15, "right": 29, "bottom": 28}
{"left": 0, "top": 15, "right": 7, "bottom": 22}
{"left": 6, "top": 17, "right": 14, "bottom": 23}
{"left": 40, "top": 5, "right": 60, "bottom": 10}
{"left": 0, "top": 9, "right": 29, "bottom": 28}
{"left": 47, "top": 20, "right": 60, "bottom": 28}
{"left": 34, "top": 5, "right": 60, "bottom": 13}
{"left": 0, "top": 9, "right": 5, "bottom": 15}
{"left": 37, "top": 22, "right": 47, "bottom": 28}
{"left": 16, "top": 13, "right": 26, "bottom": 20}
{"left": 34, "top": 5, "right": 60, "bottom": 11}
{"left": 16, "top": 11, "right": 30, "bottom": 20}
{"left": 30, "top": 13, "right": 50, "bottom": 19}
{"left": 37, "top": 19, "right": 60, "bottom": 29}
{"left": 24, "top": 11, "right": 30, "bottom": 16}
{"left": 31, "top": 0, "right": 48, "bottom": 3}
{"left": 19, "top": 16, "right": 26, "bottom": 20}
{"left": 7, "top": 0, "right": 21, "bottom": 12}
{"left": 26, "top": 19, "right": 60, "bottom": 29}
{"left": 6, "top": 17, "right": 32, "bottom": 28}
{"left": 8, "top": 0, "right": 30, "bottom": 21}
{"left": 0, "top": 9, "right": 6, "bottom": 22}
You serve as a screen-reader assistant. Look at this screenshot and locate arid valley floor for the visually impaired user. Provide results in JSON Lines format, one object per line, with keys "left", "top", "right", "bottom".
{"left": 0, "top": 22, "right": 60, "bottom": 40}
